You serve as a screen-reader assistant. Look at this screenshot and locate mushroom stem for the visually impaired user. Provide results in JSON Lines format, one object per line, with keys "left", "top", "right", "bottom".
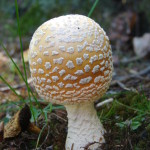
{"left": 65, "top": 102, "right": 105, "bottom": 150}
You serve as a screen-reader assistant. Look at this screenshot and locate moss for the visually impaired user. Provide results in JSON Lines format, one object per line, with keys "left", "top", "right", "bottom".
{"left": 99, "top": 91, "right": 150, "bottom": 149}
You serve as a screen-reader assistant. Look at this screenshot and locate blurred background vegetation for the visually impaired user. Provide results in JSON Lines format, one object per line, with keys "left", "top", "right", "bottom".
{"left": 0, "top": 0, "right": 150, "bottom": 50}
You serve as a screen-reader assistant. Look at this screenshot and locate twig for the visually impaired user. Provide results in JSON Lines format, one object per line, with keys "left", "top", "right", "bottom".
{"left": 51, "top": 113, "right": 67, "bottom": 122}
{"left": 39, "top": 125, "right": 50, "bottom": 149}
{"left": 128, "top": 134, "right": 133, "bottom": 150}
{"left": 36, "top": 123, "right": 47, "bottom": 148}
{"left": 83, "top": 141, "right": 101, "bottom": 150}
{"left": 0, "top": 78, "right": 32, "bottom": 92}
{"left": 96, "top": 98, "right": 114, "bottom": 108}
{"left": 120, "top": 56, "right": 141, "bottom": 64}
{"left": 116, "top": 81, "right": 131, "bottom": 91}
{"left": 111, "top": 66, "right": 150, "bottom": 86}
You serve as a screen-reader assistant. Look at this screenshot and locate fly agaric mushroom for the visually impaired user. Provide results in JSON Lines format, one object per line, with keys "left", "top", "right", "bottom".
{"left": 28, "top": 14, "right": 113, "bottom": 150}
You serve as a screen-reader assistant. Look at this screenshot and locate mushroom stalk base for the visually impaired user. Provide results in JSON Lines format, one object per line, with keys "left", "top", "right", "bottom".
{"left": 65, "top": 102, "right": 105, "bottom": 150}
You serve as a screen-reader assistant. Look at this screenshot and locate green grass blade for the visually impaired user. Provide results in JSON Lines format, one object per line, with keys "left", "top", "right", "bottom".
{"left": 15, "top": 0, "right": 36, "bottom": 121}
{"left": 0, "top": 75, "right": 24, "bottom": 103}
{"left": 88, "top": 0, "right": 99, "bottom": 17}
{"left": 115, "top": 100, "right": 150, "bottom": 114}
{"left": 0, "top": 42, "right": 26, "bottom": 82}
{"left": 14, "top": 0, "right": 47, "bottom": 122}
{"left": 15, "top": 0, "right": 27, "bottom": 81}
{"left": 1, "top": 41, "right": 36, "bottom": 100}
{"left": 0, "top": 101, "right": 21, "bottom": 109}
{"left": 1, "top": 41, "right": 44, "bottom": 120}
{"left": 36, "top": 123, "right": 47, "bottom": 148}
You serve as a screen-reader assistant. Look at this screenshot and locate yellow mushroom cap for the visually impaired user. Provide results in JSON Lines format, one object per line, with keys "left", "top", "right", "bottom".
{"left": 28, "top": 14, "right": 113, "bottom": 104}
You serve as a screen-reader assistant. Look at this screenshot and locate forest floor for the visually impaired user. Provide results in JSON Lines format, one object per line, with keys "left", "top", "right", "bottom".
{"left": 0, "top": 47, "right": 150, "bottom": 150}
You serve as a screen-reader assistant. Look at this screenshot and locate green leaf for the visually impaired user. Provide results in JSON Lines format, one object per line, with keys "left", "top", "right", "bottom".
{"left": 131, "top": 121, "right": 142, "bottom": 130}
{"left": 31, "top": 106, "right": 41, "bottom": 122}
{"left": 116, "top": 122, "right": 126, "bottom": 129}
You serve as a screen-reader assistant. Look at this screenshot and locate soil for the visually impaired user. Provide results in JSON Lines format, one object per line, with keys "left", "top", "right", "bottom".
{"left": 0, "top": 47, "right": 150, "bottom": 150}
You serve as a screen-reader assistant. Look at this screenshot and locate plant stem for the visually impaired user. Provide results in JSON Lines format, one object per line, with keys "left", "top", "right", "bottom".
{"left": 115, "top": 100, "right": 150, "bottom": 114}
{"left": 0, "top": 75, "right": 24, "bottom": 103}
{"left": 88, "top": 0, "right": 99, "bottom": 17}
{"left": 14, "top": 0, "right": 48, "bottom": 121}
{"left": 36, "top": 123, "right": 47, "bottom": 148}
{"left": 0, "top": 42, "right": 45, "bottom": 119}
{"left": 15, "top": 0, "right": 36, "bottom": 121}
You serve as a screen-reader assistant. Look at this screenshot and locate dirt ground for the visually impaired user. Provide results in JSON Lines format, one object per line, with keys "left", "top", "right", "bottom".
{"left": 0, "top": 48, "right": 150, "bottom": 150}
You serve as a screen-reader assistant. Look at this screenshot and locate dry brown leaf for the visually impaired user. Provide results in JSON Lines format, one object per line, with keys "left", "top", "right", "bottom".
{"left": 4, "top": 111, "right": 21, "bottom": 139}
{"left": 4, "top": 105, "right": 31, "bottom": 139}
{"left": 4, "top": 105, "right": 41, "bottom": 139}
{"left": 28, "top": 123, "right": 41, "bottom": 134}
{"left": 0, "top": 121, "right": 4, "bottom": 142}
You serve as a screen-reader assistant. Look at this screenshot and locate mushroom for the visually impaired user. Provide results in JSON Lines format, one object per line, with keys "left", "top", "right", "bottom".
{"left": 28, "top": 14, "right": 113, "bottom": 150}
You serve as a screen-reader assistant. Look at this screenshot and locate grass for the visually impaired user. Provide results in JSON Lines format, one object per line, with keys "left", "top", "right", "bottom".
{"left": 99, "top": 91, "right": 150, "bottom": 131}
{"left": 0, "top": 0, "right": 100, "bottom": 122}
{"left": 0, "top": 76, "right": 23, "bottom": 101}
{"left": 1, "top": 0, "right": 150, "bottom": 149}
{"left": 97, "top": 91, "right": 150, "bottom": 149}
{"left": 88, "top": 0, "right": 99, "bottom": 17}
{"left": 14, "top": 0, "right": 36, "bottom": 121}
{"left": 0, "top": 0, "right": 100, "bottom": 147}
{"left": 0, "top": 1, "right": 46, "bottom": 122}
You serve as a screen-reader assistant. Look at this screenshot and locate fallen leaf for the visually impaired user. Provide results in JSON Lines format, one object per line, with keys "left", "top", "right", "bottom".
{"left": 4, "top": 104, "right": 41, "bottom": 139}
{"left": 28, "top": 123, "right": 41, "bottom": 134}
{"left": 4, "top": 105, "right": 31, "bottom": 139}
{"left": 0, "top": 121, "right": 4, "bottom": 142}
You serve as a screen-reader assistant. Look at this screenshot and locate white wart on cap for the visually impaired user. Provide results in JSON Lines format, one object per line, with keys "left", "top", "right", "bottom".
{"left": 29, "top": 14, "right": 113, "bottom": 105}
